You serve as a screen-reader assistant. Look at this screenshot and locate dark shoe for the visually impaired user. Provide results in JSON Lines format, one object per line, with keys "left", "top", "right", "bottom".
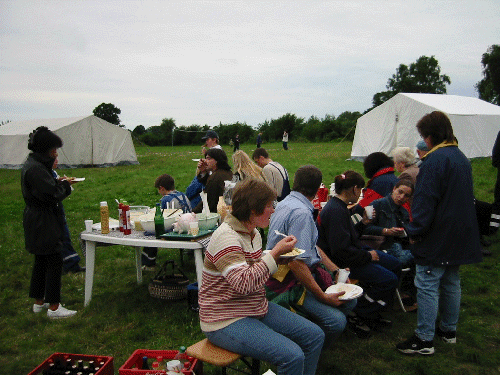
{"left": 435, "top": 325, "right": 456, "bottom": 343}
{"left": 364, "top": 314, "right": 393, "bottom": 331}
{"left": 397, "top": 334, "right": 434, "bottom": 355}
{"left": 481, "top": 248, "right": 492, "bottom": 256}
{"left": 347, "top": 313, "right": 372, "bottom": 339}
{"left": 63, "top": 265, "right": 86, "bottom": 274}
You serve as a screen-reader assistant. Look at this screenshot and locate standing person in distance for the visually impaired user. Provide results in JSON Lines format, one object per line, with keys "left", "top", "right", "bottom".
{"left": 396, "top": 111, "right": 482, "bottom": 355}
{"left": 233, "top": 133, "right": 240, "bottom": 152}
{"left": 256, "top": 132, "right": 262, "bottom": 148}
{"left": 22, "top": 126, "right": 78, "bottom": 318}
{"left": 282, "top": 131, "right": 289, "bottom": 150}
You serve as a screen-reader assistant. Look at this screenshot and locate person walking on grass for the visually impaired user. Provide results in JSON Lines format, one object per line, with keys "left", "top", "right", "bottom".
{"left": 396, "top": 111, "right": 482, "bottom": 355}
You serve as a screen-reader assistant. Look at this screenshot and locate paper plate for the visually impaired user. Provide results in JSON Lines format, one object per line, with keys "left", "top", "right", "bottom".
{"left": 263, "top": 248, "right": 305, "bottom": 259}
{"left": 325, "top": 283, "right": 363, "bottom": 300}
{"left": 72, "top": 177, "right": 85, "bottom": 182}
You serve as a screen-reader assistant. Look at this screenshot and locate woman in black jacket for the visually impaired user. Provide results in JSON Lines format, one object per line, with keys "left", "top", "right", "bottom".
{"left": 22, "top": 126, "right": 77, "bottom": 319}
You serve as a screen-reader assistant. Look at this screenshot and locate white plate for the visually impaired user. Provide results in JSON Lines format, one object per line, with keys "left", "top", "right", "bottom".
{"left": 325, "top": 283, "right": 363, "bottom": 300}
{"left": 72, "top": 177, "right": 85, "bottom": 182}
{"left": 263, "top": 248, "right": 306, "bottom": 259}
{"left": 192, "top": 158, "right": 200, "bottom": 162}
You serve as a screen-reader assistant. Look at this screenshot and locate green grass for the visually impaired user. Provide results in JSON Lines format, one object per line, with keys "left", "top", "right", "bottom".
{"left": 1, "top": 141, "right": 499, "bottom": 375}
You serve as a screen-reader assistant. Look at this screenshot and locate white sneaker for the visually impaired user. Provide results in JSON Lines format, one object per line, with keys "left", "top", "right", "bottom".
{"left": 47, "top": 304, "right": 77, "bottom": 319}
{"left": 33, "top": 303, "right": 50, "bottom": 313}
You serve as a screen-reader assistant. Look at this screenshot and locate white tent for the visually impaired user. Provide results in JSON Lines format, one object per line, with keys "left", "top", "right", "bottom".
{"left": 0, "top": 115, "right": 139, "bottom": 169}
{"left": 351, "top": 93, "right": 500, "bottom": 160}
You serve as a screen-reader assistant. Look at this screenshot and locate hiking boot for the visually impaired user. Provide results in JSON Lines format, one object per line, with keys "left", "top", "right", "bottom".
{"left": 435, "top": 325, "right": 456, "bottom": 343}
{"left": 47, "top": 304, "right": 77, "bottom": 319}
{"left": 347, "top": 313, "right": 372, "bottom": 339}
{"left": 397, "top": 334, "right": 434, "bottom": 355}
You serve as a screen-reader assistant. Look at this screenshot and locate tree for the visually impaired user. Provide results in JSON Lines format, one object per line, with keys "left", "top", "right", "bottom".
{"left": 93, "top": 103, "right": 122, "bottom": 126}
{"left": 372, "top": 55, "right": 451, "bottom": 107}
{"left": 476, "top": 45, "right": 500, "bottom": 105}
{"left": 132, "top": 125, "right": 146, "bottom": 136}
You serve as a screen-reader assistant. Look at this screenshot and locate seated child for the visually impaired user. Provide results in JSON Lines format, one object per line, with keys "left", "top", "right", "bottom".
{"left": 142, "top": 174, "right": 192, "bottom": 269}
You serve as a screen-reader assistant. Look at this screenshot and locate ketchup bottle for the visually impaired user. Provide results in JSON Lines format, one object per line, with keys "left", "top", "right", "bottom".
{"left": 122, "top": 204, "right": 131, "bottom": 235}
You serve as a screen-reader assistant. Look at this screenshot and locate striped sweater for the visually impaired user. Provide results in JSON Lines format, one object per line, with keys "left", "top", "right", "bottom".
{"left": 199, "top": 214, "right": 278, "bottom": 332}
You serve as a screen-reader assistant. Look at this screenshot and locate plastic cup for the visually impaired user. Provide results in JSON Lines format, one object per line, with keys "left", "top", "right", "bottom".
{"left": 189, "top": 221, "right": 199, "bottom": 236}
{"left": 85, "top": 220, "right": 93, "bottom": 232}
{"left": 167, "top": 360, "right": 183, "bottom": 372}
{"left": 365, "top": 206, "right": 374, "bottom": 219}
{"left": 337, "top": 269, "right": 350, "bottom": 284}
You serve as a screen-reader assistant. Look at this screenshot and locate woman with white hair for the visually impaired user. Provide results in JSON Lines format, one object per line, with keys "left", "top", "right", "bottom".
{"left": 391, "top": 146, "right": 419, "bottom": 186}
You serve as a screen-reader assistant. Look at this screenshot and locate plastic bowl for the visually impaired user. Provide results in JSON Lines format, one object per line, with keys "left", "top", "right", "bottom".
{"left": 196, "top": 213, "right": 220, "bottom": 230}
{"left": 138, "top": 210, "right": 182, "bottom": 232}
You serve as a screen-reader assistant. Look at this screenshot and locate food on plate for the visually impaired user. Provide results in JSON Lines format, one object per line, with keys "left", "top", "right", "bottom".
{"left": 282, "top": 247, "right": 303, "bottom": 257}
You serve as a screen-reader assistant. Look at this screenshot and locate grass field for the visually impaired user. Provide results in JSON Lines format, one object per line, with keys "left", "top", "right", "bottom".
{"left": 0, "top": 141, "right": 499, "bottom": 375}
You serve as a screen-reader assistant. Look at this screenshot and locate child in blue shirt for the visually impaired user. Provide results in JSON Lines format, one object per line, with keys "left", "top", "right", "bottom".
{"left": 142, "top": 174, "right": 192, "bottom": 269}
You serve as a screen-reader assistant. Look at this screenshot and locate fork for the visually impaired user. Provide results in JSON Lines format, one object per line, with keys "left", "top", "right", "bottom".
{"left": 274, "top": 230, "right": 287, "bottom": 238}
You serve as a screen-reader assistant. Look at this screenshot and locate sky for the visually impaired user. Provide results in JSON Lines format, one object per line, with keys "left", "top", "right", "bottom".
{"left": 1, "top": 0, "right": 499, "bottom": 131}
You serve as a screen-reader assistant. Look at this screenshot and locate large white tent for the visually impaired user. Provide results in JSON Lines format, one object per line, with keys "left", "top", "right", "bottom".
{"left": 351, "top": 93, "right": 500, "bottom": 160}
{"left": 0, "top": 115, "right": 139, "bottom": 169}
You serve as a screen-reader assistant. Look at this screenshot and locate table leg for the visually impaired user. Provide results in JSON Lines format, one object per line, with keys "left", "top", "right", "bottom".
{"left": 135, "top": 247, "right": 143, "bottom": 284}
{"left": 84, "top": 241, "right": 96, "bottom": 307}
{"left": 194, "top": 248, "right": 203, "bottom": 287}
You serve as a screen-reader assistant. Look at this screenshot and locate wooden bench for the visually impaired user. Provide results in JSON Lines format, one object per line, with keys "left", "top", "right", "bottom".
{"left": 186, "top": 338, "right": 260, "bottom": 375}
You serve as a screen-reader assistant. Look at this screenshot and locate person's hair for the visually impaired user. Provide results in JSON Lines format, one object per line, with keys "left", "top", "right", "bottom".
{"left": 231, "top": 177, "right": 277, "bottom": 222}
{"left": 252, "top": 147, "right": 269, "bottom": 160}
{"left": 416, "top": 111, "right": 456, "bottom": 146}
{"left": 232, "top": 150, "right": 263, "bottom": 180}
{"left": 154, "top": 174, "right": 175, "bottom": 190}
{"left": 391, "top": 147, "right": 416, "bottom": 166}
{"left": 293, "top": 165, "right": 322, "bottom": 198}
{"left": 363, "top": 152, "right": 394, "bottom": 179}
{"left": 394, "top": 178, "right": 414, "bottom": 195}
{"left": 27, "top": 126, "right": 63, "bottom": 154}
{"left": 334, "top": 170, "right": 365, "bottom": 194}
{"left": 206, "top": 148, "right": 231, "bottom": 171}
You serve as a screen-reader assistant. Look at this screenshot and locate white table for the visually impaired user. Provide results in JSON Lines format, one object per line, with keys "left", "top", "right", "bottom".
{"left": 80, "top": 230, "right": 207, "bottom": 306}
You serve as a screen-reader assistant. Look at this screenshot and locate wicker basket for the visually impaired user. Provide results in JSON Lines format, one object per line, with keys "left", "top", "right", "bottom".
{"left": 148, "top": 260, "right": 189, "bottom": 300}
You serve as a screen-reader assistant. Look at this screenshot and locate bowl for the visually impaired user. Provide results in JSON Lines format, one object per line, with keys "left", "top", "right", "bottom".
{"left": 138, "top": 209, "right": 182, "bottom": 232}
{"left": 196, "top": 213, "right": 220, "bottom": 230}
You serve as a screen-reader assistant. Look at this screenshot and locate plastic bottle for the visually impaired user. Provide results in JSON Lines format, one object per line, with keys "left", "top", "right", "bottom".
{"left": 154, "top": 203, "right": 165, "bottom": 238}
{"left": 118, "top": 203, "right": 124, "bottom": 232}
{"left": 100, "top": 201, "right": 110, "bottom": 234}
{"left": 122, "top": 204, "right": 131, "bottom": 235}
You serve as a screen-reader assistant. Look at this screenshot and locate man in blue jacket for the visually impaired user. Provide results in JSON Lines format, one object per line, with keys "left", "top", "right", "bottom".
{"left": 397, "top": 111, "right": 482, "bottom": 356}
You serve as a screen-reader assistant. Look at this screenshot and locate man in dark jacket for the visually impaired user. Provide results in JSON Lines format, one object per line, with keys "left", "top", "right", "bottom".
{"left": 397, "top": 111, "right": 482, "bottom": 355}
{"left": 490, "top": 131, "right": 500, "bottom": 233}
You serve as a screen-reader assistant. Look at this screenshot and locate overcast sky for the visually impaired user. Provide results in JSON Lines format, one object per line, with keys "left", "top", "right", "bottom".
{"left": 1, "top": 0, "right": 499, "bottom": 130}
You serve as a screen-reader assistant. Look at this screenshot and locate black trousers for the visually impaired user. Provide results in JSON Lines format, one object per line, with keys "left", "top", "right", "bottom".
{"left": 29, "top": 252, "right": 63, "bottom": 304}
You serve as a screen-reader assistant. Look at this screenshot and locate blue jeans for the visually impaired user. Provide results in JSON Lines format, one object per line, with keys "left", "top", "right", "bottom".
{"left": 415, "top": 264, "right": 461, "bottom": 341}
{"left": 301, "top": 290, "right": 356, "bottom": 345}
{"left": 204, "top": 302, "right": 324, "bottom": 375}
{"left": 349, "top": 250, "right": 401, "bottom": 317}
{"left": 386, "top": 242, "right": 413, "bottom": 267}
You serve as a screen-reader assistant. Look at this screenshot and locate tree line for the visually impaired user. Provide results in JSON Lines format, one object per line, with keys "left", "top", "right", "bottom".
{"left": 92, "top": 45, "right": 500, "bottom": 147}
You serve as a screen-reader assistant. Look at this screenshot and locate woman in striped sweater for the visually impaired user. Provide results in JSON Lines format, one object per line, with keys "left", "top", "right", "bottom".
{"left": 199, "top": 178, "right": 325, "bottom": 375}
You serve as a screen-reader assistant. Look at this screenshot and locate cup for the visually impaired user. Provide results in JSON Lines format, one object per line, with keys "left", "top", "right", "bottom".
{"left": 189, "top": 221, "right": 199, "bottom": 236}
{"left": 365, "top": 206, "right": 374, "bottom": 219}
{"left": 85, "top": 220, "right": 93, "bottom": 232}
{"left": 166, "top": 360, "right": 183, "bottom": 372}
{"left": 337, "top": 269, "right": 350, "bottom": 284}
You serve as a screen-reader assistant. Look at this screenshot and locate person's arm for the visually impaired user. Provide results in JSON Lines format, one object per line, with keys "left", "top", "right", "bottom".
{"left": 288, "top": 259, "right": 345, "bottom": 306}
{"left": 27, "top": 166, "right": 71, "bottom": 203}
{"left": 317, "top": 247, "right": 339, "bottom": 273}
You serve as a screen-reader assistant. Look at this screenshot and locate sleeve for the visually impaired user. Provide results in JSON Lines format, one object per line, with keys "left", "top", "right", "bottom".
{"left": 25, "top": 166, "right": 71, "bottom": 204}
{"left": 492, "top": 131, "right": 500, "bottom": 168}
{"left": 185, "top": 176, "right": 204, "bottom": 199}
{"left": 206, "top": 233, "right": 272, "bottom": 295}
{"left": 362, "top": 200, "right": 385, "bottom": 236}
{"left": 321, "top": 205, "right": 371, "bottom": 267}
{"left": 406, "top": 159, "right": 441, "bottom": 237}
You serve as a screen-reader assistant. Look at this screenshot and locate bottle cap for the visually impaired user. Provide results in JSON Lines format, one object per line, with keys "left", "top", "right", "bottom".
{"left": 100, "top": 201, "right": 108, "bottom": 206}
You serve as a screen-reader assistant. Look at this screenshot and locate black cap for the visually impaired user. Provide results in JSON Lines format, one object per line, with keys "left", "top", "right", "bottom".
{"left": 202, "top": 130, "right": 219, "bottom": 140}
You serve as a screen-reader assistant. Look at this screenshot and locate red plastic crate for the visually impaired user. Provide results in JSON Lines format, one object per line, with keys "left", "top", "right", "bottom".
{"left": 119, "top": 349, "right": 202, "bottom": 375}
{"left": 28, "top": 352, "right": 114, "bottom": 375}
